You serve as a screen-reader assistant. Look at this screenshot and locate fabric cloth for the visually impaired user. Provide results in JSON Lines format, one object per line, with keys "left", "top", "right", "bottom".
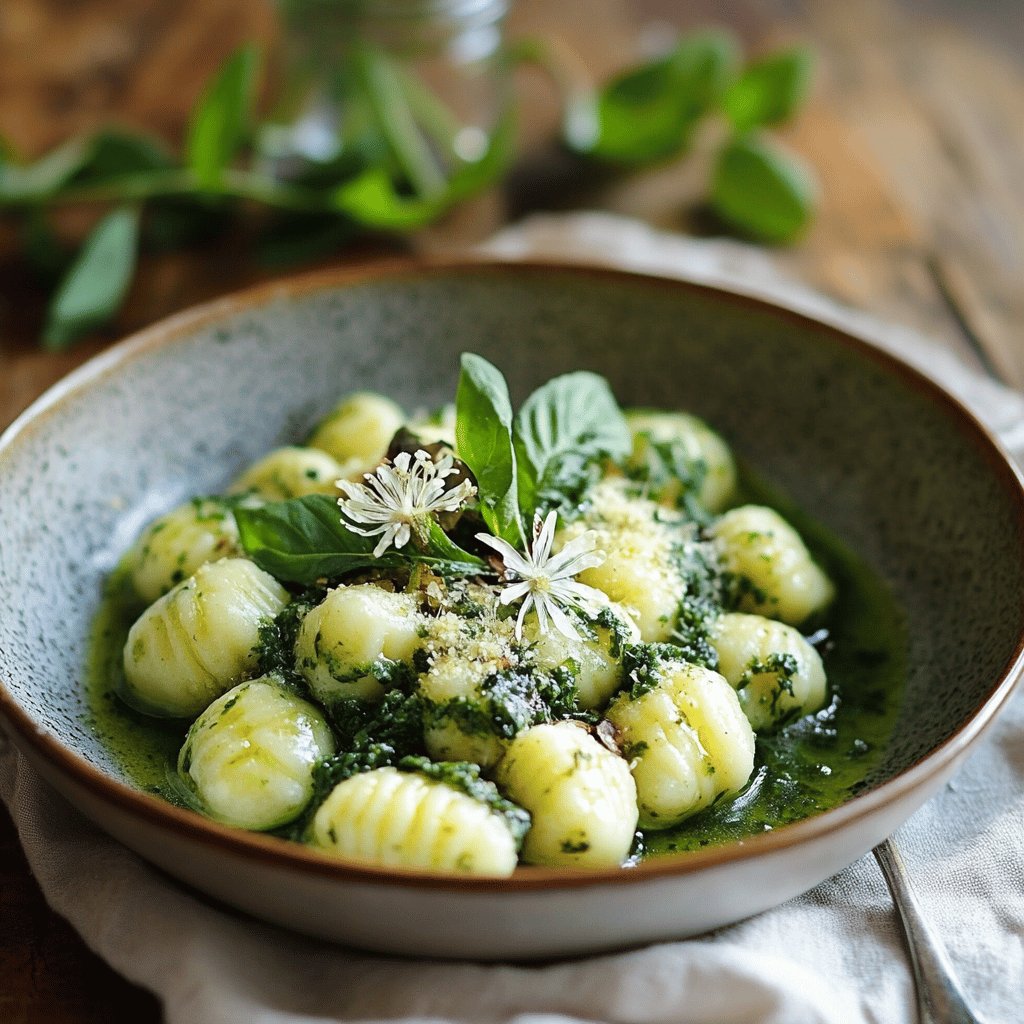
{"left": 3, "top": 213, "right": 1022, "bottom": 1024}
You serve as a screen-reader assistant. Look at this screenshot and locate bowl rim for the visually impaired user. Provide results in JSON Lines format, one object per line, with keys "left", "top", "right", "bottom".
{"left": 1, "top": 256, "right": 1023, "bottom": 893}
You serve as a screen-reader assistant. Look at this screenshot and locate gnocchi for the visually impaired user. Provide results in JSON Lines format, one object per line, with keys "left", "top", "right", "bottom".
{"left": 605, "top": 662, "right": 755, "bottom": 829}
{"left": 709, "top": 505, "right": 835, "bottom": 625}
{"left": 557, "top": 481, "right": 686, "bottom": 642}
{"left": 711, "top": 612, "right": 827, "bottom": 732}
{"left": 98, "top": 365, "right": 858, "bottom": 876}
{"left": 625, "top": 410, "right": 737, "bottom": 513}
{"left": 310, "top": 767, "right": 519, "bottom": 875}
{"left": 122, "top": 558, "right": 289, "bottom": 718}
{"left": 179, "top": 676, "right": 335, "bottom": 830}
{"left": 497, "top": 723, "right": 638, "bottom": 867}
{"left": 230, "top": 446, "right": 345, "bottom": 501}
{"left": 307, "top": 392, "right": 405, "bottom": 478}
{"left": 295, "top": 584, "right": 422, "bottom": 705}
{"left": 127, "top": 497, "right": 242, "bottom": 604}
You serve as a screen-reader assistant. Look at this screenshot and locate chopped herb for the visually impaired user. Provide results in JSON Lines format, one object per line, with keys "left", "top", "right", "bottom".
{"left": 398, "top": 756, "right": 531, "bottom": 848}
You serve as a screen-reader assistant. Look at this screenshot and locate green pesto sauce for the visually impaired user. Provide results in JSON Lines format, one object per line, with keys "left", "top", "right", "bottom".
{"left": 641, "top": 471, "right": 906, "bottom": 858}
{"left": 86, "top": 473, "right": 906, "bottom": 853}
{"left": 86, "top": 568, "right": 187, "bottom": 801}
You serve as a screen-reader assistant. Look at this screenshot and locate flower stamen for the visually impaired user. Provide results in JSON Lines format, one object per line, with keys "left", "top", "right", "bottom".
{"left": 338, "top": 449, "right": 476, "bottom": 557}
{"left": 476, "top": 511, "right": 607, "bottom": 640}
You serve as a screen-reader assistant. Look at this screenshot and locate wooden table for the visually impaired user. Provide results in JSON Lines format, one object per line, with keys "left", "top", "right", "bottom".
{"left": 1, "top": 1, "right": 1022, "bottom": 1020}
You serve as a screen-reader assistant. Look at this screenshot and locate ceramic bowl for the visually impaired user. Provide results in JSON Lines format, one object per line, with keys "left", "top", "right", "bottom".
{"left": 1, "top": 261, "right": 1022, "bottom": 960}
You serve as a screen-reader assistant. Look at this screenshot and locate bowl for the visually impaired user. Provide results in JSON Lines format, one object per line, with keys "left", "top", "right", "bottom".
{"left": 1, "top": 260, "right": 1022, "bottom": 960}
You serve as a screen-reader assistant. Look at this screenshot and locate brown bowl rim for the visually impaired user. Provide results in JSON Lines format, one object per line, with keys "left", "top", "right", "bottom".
{"left": 1, "top": 256, "right": 1023, "bottom": 893}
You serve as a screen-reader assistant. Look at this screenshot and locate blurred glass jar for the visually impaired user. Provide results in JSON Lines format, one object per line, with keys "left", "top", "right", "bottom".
{"left": 262, "top": 0, "right": 512, "bottom": 198}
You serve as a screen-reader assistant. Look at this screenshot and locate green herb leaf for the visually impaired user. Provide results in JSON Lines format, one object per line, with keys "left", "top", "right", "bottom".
{"left": 723, "top": 48, "right": 813, "bottom": 132}
{"left": 455, "top": 353, "right": 523, "bottom": 546}
{"left": 580, "top": 30, "right": 739, "bottom": 164}
{"left": 186, "top": 43, "right": 261, "bottom": 188}
{"left": 20, "top": 211, "right": 68, "bottom": 280}
{"left": 42, "top": 205, "right": 140, "bottom": 350}
{"left": 69, "top": 130, "right": 174, "bottom": 185}
{"left": 398, "top": 756, "right": 531, "bottom": 847}
{"left": 0, "top": 137, "right": 93, "bottom": 203}
{"left": 332, "top": 167, "right": 442, "bottom": 229}
{"left": 710, "top": 134, "right": 817, "bottom": 243}
{"left": 234, "top": 494, "right": 486, "bottom": 585}
{"left": 514, "top": 372, "right": 630, "bottom": 519}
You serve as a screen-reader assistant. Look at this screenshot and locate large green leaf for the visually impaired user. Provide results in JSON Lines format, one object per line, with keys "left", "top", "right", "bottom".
{"left": 42, "top": 206, "right": 140, "bottom": 350}
{"left": 234, "top": 494, "right": 485, "bottom": 585}
{"left": 186, "top": 44, "right": 261, "bottom": 188}
{"left": 710, "top": 134, "right": 817, "bottom": 243}
{"left": 0, "top": 138, "right": 92, "bottom": 203}
{"left": 582, "top": 31, "right": 739, "bottom": 164}
{"left": 723, "top": 48, "right": 813, "bottom": 132}
{"left": 514, "top": 371, "right": 630, "bottom": 518}
{"left": 455, "top": 353, "right": 523, "bottom": 546}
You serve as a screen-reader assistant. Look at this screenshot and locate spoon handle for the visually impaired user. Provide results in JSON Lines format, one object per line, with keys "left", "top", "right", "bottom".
{"left": 873, "top": 838, "right": 986, "bottom": 1024}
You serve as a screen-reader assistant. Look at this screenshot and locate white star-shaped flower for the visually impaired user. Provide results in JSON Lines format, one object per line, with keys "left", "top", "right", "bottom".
{"left": 476, "top": 510, "right": 607, "bottom": 641}
{"left": 338, "top": 449, "right": 476, "bottom": 557}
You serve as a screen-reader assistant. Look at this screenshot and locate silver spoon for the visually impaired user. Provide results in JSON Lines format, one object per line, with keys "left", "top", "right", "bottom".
{"left": 874, "top": 838, "right": 989, "bottom": 1024}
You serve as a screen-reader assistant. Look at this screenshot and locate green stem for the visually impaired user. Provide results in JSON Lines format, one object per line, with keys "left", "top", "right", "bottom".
{"left": 0, "top": 168, "right": 338, "bottom": 214}
{"left": 395, "top": 65, "right": 464, "bottom": 162}
{"left": 355, "top": 44, "right": 447, "bottom": 198}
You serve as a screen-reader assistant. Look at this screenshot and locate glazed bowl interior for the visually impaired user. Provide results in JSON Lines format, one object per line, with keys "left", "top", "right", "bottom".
{"left": 1, "top": 261, "right": 1022, "bottom": 861}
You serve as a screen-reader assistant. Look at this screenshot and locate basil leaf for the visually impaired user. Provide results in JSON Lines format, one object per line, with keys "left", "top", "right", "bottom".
{"left": 333, "top": 101, "right": 514, "bottom": 230}
{"left": 423, "top": 519, "right": 487, "bottom": 570}
{"left": 69, "top": 130, "right": 173, "bottom": 185}
{"left": 42, "top": 205, "right": 140, "bottom": 351}
{"left": 186, "top": 44, "right": 260, "bottom": 188}
{"left": 332, "top": 168, "right": 443, "bottom": 229}
{"left": 455, "top": 353, "right": 523, "bottom": 546}
{"left": 0, "top": 137, "right": 92, "bottom": 203}
{"left": 21, "top": 210, "right": 68, "bottom": 281}
{"left": 723, "top": 48, "right": 813, "bottom": 132}
{"left": 581, "top": 31, "right": 738, "bottom": 164}
{"left": 514, "top": 372, "right": 630, "bottom": 518}
{"left": 710, "top": 134, "right": 817, "bottom": 244}
{"left": 235, "top": 494, "right": 485, "bottom": 585}
{"left": 0, "top": 131, "right": 171, "bottom": 206}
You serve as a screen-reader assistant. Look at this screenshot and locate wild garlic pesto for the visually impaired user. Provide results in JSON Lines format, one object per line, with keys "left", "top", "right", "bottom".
{"left": 86, "top": 353, "right": 905, "bottom": 875}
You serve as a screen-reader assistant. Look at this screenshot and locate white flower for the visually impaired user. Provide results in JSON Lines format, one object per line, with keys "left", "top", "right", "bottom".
{"left": 338, "top": 449, "right": 476, "bottom": 557}
{"left": 476, "top": 511, "right": 607, "bottom": 641}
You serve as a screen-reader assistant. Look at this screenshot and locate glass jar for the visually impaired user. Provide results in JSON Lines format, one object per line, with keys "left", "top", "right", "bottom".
{"left": 262, "top": 0, "right": 512, "bottom": 199}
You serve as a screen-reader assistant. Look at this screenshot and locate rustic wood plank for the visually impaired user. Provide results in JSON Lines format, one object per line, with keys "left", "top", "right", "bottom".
{"left": 801, "top": 0, "right": 1024, "bottom": 386}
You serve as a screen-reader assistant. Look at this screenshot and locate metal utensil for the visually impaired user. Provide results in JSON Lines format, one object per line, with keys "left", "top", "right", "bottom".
{"left": 874, "top": 838, "right": 989, "bottom": 1024}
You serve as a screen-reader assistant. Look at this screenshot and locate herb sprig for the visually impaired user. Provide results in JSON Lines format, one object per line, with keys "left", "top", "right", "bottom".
{"left": 0, "top": 32, "right": 815, "bottom": 350}
{"left": 234, "top": 355, "right": 630, "bottom": 585}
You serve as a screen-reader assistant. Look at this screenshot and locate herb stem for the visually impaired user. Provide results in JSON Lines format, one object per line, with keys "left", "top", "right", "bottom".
{"left": 0, "top": 168, "right": 340, "bottom": 215}
{"left": 355, "top": 45, "right": 447, "bottom": 199}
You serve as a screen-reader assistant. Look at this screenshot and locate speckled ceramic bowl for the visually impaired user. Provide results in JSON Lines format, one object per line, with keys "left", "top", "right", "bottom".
{"left": 1, "top": 261, "right": 1022, "bottom": 959}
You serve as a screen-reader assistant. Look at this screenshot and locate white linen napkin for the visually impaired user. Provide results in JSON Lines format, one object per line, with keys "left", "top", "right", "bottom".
{"left": 3, "top": 213, "right": 1023, "bottom": 1024}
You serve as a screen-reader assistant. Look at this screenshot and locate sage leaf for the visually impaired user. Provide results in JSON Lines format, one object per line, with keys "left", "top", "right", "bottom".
{"left": 582, "top": 30, "right": 738, "bottom": 164}
{"left": 235, "top": 494, "right": 485, "bottom": 586}
{"left": 455, "top": 353, "right": 523, "bottom": 546}
{"left": 723, "top": 48, "right": 813, "bottom": 132}
{"left": 186, "top": 44, "right": 260, "bottom": 188}
{"left": 42, "top": 205, "right": 140, "bottom": 350}
{"left": 710, "top": 134, "right": 817, "bottom": 244}
{"left": 514, "top": 372, "right": 630, "bottom": 519}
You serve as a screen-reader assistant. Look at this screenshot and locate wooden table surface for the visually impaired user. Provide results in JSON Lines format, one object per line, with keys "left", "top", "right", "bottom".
{"left": 1, "top": 1, "right": 1022, "bottom": 1020}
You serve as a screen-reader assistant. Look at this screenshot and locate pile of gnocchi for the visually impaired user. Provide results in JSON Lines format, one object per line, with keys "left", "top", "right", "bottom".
{"left": 113, "top": 365, "right": 836, "bottom": 876}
